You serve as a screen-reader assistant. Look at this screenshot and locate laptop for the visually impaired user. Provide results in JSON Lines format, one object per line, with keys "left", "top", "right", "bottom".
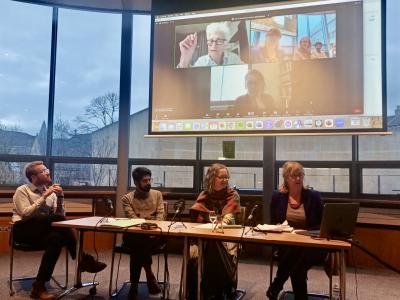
{"left": 297, "top": 202, "right": 360, "bottom": 240}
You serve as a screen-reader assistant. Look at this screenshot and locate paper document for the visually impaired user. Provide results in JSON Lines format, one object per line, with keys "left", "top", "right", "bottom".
{"left": 218, "top": 224, "right": 243, "bottom": 229}
{"left": 194, "top": 223, "right": 214, "bottom": 229}
{"left": 98, "top": 218, "right": 146, "bottom": 228}
{"left": 194, "top": 223, "right": 243, "bottom": 229}
{"left": 255, "top": 222, "right": 293, "bottom": 233}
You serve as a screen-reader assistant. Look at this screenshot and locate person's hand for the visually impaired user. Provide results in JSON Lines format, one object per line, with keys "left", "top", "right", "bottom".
{"left": 44, "top": 184, "right": 64, "bottom": 198}
{"left": 178, "top": 32, "right": 198, "bottom": 68}
{"left": 52, "top": 184, "right": 64, "bottom": 197}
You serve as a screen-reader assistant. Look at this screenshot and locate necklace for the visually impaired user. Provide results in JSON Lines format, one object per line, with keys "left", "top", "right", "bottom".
{"left": 288, "top": 196, "right": 302, "bottom": 209}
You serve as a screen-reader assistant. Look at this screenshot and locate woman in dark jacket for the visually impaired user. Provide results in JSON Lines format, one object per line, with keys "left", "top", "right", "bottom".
{"left": 267, "top": 161, "right": 326, "bottom": 300}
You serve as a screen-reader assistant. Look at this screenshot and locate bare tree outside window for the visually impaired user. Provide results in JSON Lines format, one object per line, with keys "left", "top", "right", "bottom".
{"left": 75, "top": 92, "right": 119, "bottom": 133}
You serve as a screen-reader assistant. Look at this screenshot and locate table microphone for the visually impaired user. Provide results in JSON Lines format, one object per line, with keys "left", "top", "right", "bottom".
{"left": 247, "top": 204, "right": 259, "bottom": 221}
{"left": 173, "top": 199, "right": 185, "bottom": 215}
{"left": 105, "top": 198, "right": 114, "bottom": 213}
{"left": 100, "top": 198, "right": 114, "bottom": 223}
{"left": 169, "top": 199, "right": 187, "bottom": 229}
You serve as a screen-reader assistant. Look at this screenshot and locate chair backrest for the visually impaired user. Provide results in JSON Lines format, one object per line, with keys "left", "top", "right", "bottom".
{"left": 237, "top": 206, "right": 246, "bottom": 225}
{"left": 163, "top": 201, "right": 169, "bottom": 220}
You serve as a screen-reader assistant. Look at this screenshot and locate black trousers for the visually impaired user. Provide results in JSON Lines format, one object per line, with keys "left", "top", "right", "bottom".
{"left": 13, "top": 215, "right": 76, "bottom": 282}
{"left": 122, "top": 233, "right": 161, "bottom": 284}
{"left": 273, "top": 246, "right": 327, "bottom": 300}
{"left": 187, "top": 240, "right": 237, "bottom": 300}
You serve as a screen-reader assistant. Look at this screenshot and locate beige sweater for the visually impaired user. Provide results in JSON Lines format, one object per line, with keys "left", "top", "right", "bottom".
{"left": 121, "top": 189, "right": 164, "bottom": 220}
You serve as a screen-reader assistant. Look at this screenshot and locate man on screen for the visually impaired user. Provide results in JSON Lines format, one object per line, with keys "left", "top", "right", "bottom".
{"left": 234, "top": 69, "right": 278, "bottom": 116}
{"left": 311, "top": 41, "right": 328, "bottom": 59}
{"left": 177, "top": 22, "right": 243, "bottom": 68}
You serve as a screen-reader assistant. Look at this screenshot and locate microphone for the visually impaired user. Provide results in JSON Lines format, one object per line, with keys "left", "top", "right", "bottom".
{"left": 173, "top": 199, "right": 185, "bottom": 215}
{"left": 100, "top": 198, "right": 114, "bottom": 223}
{"left": 105, "top": 198, "right": 114, "bottom": 213}
{"left": 168, "top": 199, "right": 187, "bottom": 229}
{"left": 247, "top": 204, "right": 259, "bottom": 221}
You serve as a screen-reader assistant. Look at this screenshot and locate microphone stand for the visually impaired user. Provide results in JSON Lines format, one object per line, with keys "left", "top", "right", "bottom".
{"left": 98, "top": 199, "right": 114, "bottom": 224}
{"left": 168, "top": 209, "right": 187, "bottom": 229}
{"left": 245, "top": 205, "right": 258, "bottom": 235}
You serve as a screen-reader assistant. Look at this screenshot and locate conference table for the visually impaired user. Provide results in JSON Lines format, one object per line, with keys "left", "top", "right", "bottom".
{"left": 53, "top": 217, "right": 350, "bottom": 299}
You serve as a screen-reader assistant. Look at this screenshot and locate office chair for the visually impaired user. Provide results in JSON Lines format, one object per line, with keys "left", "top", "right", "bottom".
{"left": 9, "top": 222, "right": 69, "bottom": 296}
{"left": 108, "top": 201, "right": 169, "bottom": 297}
{"left": 268, "top": 247, "right": 336, "bottom": 299}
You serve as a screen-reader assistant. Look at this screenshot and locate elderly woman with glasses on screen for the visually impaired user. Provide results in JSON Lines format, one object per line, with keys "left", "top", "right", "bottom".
{"left": 187, "top": 163, "right": 241, "bottom": 299}
{"left": 267, "top": 161, "right": 327, "bottom": 300}
{"left": 178, "top": 22, "right": 243, "bottom": 68}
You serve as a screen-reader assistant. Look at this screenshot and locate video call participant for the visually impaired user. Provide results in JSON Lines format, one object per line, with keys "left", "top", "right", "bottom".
{"left": 293, "top": 36, "right": 312, "bottom": 60}
{"left": 188, "top": 163, "right": 241, "bottom": 300}
{"left": 251, "top": 27, "right": 284, "bottom": 63}
{"left": 311, "top": 41, "right": 328, "bottom": 59}
{"left": 177, "top": 22, "right": 243, "bottom": 68}
{"left": 121, "top": 167, "right": 164, "bottom": 300}
{"left": 267, "top": 161, "right": 327, "bottom": 300}
{"left": 12, "top": 161, "right": 106, "bottom": 300}
{"left": 235, "top": 69, "right": 278, "bottom": 116}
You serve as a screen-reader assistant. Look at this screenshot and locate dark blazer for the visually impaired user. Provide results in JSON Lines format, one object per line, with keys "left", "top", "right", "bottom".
{"left": 270, "top": 188, "right": 324, "bottom": 230}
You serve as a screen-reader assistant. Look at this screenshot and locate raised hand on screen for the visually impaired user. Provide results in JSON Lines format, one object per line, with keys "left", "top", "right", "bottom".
{"left": 178, "top": 32, "right": 198, "bottom": 68}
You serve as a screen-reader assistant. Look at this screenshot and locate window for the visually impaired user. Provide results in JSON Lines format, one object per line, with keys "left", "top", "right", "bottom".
{"left": 202, "top": 137, "right": 263, "bottom": 160}
{"left": 0, "top": 1, "right": 52, "bottom": 155}
{"left": 129, "top": 110, "right": 197, "bottom": 159}
{"left": 359, "top": 133, "right": 400, "bottom": 160}
{"left": 130, "top": 165, "right": 193, "bottom": 188}
{"left": 53, "top": 8, "right": 121, "bottom": 157}
{"left": 54, "top": 163, "right": 117, "bottom": 186}
{"left": 276, "top": 136, "right": 352, "bottom": 161}
{"left": 0, "top": 161, "right": 28, "bottom": 185}
{"left": 362, "top": 168, "right": 400, "bottom": 195}
{"left": 203, "top": 166, "right": 263, "bottom": 190}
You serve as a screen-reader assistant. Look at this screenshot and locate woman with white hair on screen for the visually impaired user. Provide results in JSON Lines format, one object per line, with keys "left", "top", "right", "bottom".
{"left": 178, "top": 22, "right": 243, "bottom": 68}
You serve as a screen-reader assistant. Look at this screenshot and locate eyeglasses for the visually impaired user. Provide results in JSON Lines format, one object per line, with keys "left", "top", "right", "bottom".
{"left": 207, "top": 39, "right": 226, "bottom": 46}
{"left": 288, "top": 173, "right": 304, "bottom": 180}
{"left": 37, "top": 168, "right": 49, "bottom": 175}
{"left": 216, "top": 176, "right": 230, "bottom": 181}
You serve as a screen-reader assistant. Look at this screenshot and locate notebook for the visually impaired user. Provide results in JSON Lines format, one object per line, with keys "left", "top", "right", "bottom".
{"left": 297, "top": 202, "right": 360, "bottom": 240}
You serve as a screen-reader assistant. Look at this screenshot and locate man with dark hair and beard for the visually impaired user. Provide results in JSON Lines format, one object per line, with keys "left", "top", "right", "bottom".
{"left": 121, "top": 167, "right": 165, "bottom": 299}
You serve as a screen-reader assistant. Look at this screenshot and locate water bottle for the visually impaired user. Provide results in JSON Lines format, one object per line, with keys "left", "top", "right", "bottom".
{"left": 332, "top": 283, "right": 340, "bottom": 300}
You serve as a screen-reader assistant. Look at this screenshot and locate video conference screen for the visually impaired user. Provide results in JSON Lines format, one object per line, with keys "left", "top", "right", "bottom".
{"left": 150, "top": 0, "right": 384, "bottom": 135}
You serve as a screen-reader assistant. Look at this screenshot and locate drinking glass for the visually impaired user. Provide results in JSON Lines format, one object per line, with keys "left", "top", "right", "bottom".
{"left": 209, "top": 210, "right": 217, "bottom": 225}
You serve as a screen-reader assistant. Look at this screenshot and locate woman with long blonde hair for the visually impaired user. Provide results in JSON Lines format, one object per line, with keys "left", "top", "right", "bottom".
{"left": 188, "top": 163, "right": 241, "bottom": 299}
{"left": 267, "top": 161, "right": 326, "bottom": 300}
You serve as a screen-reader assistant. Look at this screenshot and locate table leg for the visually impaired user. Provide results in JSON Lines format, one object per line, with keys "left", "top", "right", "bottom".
{"left": 197, "top": 238, "right": 203, "bottom": 300}
{"left": 339, "top": 249, "right": 346, "bottom": 300}
{"left": 108, "top": 233, "right": 117, "bottom": 297}
{"left": 179, "top": 236, "right": 188, "bottom": 300}
{"left": 56, "top": 229, "right": 98, "bottom": 299}
{"left": 163, "top": 237, "right": 169, "bottom": 300}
